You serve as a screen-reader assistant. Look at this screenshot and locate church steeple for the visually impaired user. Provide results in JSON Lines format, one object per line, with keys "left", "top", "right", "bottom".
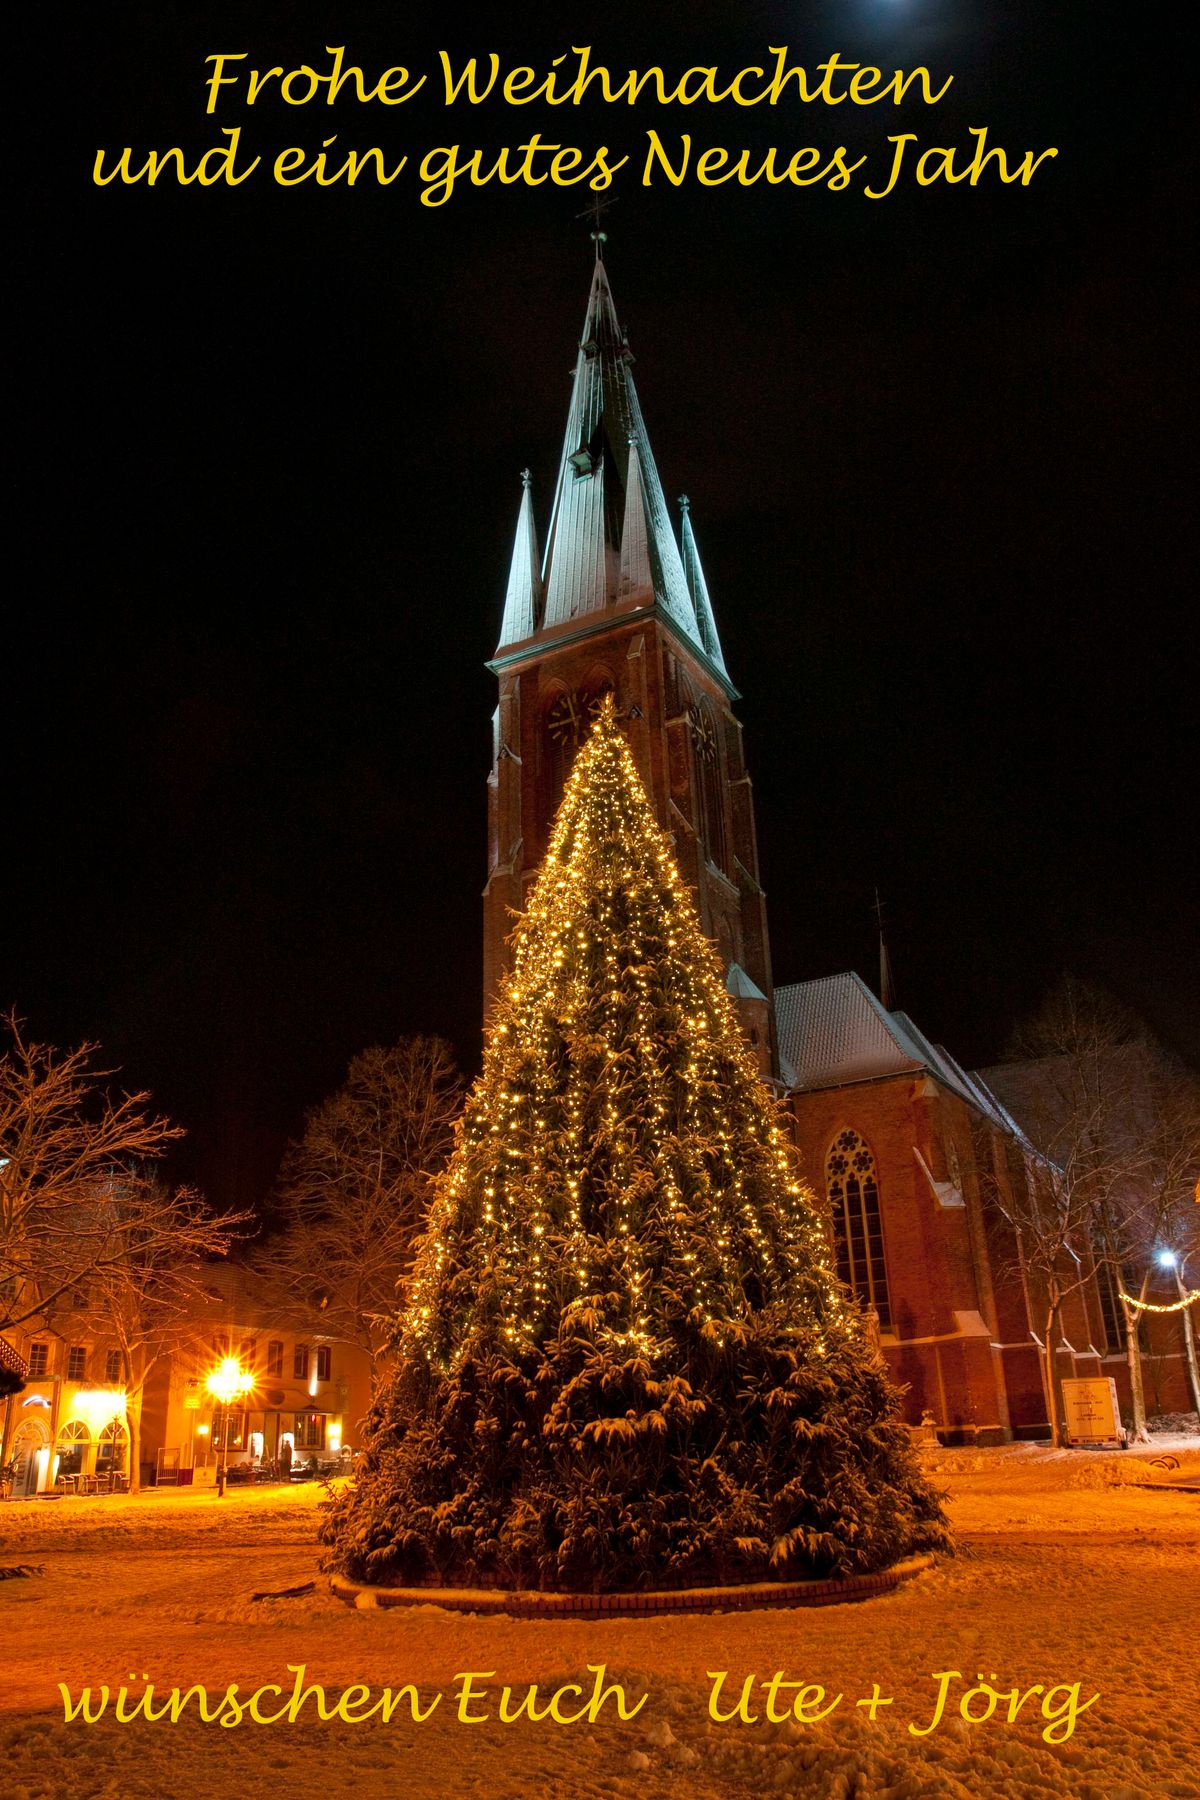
{"left": 496, "top": 252, "right": 728, "bottom": 688}
{"left": 484, "top": 246, "right": 773, "bottom": 1075}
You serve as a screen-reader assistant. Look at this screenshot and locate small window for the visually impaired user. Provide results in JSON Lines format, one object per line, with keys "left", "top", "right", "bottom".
{"left": 212, "top": 1334, "right": 230, "bottom": 1357}
{"left": 28, "top": 1342, "right": 50, "bottom": 1378}
{"left": 105, "top": 1349, "right": 122, "bottom": 1383}
{"left": 266, "top": 1341, "right": 284, "bottom": 1377}
{"left": 315, "top": 1345, "right": 331, "bottom": 1382}
{"left": 67, "top": 1346, "right": 88, "bottom": 1382}
{"left": 293, "top": 1344, "right": 309, "bottom": 1380}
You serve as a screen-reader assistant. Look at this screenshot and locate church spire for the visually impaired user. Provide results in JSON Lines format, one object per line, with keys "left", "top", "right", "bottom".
{"left": 496, "top": 469, "right": 542, "bottom": 651}
{"left": 618, "top": 435, "right": 653, "bottom": 605}
{"left": 678, "top": 496, "right": 729, "bottom": 681}
{"left": 528, "top": 253, "right": 718, "bottom": 672}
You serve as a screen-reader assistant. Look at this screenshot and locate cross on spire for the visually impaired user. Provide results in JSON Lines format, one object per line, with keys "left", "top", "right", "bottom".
{"left": 575, "top": 193, "right": 617, "bottom": 259}
{"left": 874, "top": 889, "right": 896, "bottom": 1012}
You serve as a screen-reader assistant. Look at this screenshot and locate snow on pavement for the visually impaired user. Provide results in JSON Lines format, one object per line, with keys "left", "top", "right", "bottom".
{"left": 1, "top": 1443, "right": 1197, "bottom": 1800}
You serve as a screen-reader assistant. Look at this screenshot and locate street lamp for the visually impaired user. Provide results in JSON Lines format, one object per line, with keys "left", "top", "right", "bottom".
{"left": 205, "top": 1357, "right": 254, "bottom": 1498}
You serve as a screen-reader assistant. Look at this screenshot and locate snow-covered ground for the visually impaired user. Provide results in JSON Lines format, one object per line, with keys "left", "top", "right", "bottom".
{"left": 2, "top": 1440, "right": 1197, "bottom": 1800}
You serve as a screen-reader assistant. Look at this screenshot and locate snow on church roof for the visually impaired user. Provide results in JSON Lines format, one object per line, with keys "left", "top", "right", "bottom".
{"left": 774, "top": 972, "right": 1022, "bottom": 1134}
{"left": 775, "top": 973, "right": 924, "bottom": 1092}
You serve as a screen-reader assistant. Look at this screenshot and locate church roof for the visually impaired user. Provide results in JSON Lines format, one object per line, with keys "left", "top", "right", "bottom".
{"left": 725, "top": 961, "right": 767, "bottom": 1001}
{"left": 775, "top": 973, "right": 924, "bottom": 1092}
{"left": 494, "top": 251, "right": 730, "bottom": 686}
{"left": 774, "top": 972, "right": 1023, "bottom": 1134}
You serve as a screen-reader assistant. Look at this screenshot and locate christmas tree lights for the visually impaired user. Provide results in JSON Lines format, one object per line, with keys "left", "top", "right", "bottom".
{"left": 322, "top": 701, "right": 949, "bottom": 1591}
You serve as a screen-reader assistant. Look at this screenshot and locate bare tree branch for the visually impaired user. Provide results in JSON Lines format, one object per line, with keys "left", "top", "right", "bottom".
{"left": 253, "top": 1038, "right": 463, "bottom": 1368}
{"left": 1, "top": 1012, "right": 184, "bottom": 1332}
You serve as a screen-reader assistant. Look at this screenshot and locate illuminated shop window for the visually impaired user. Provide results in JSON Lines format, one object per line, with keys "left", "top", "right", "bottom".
{"left": 98, "top": 1418, "right": 129, "bottom": 1472}
{"left": 293, "top": 1411, "right": 326, "bottom": 1451}
{"left": 211, "top": 1405, "right": 249, "bottom": 1451}
{"left": 56, "top": 1418, "right": 90, "bottom": 1476}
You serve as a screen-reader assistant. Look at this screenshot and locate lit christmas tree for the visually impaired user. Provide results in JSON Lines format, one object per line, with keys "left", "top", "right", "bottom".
{"left": 323, "top": 701, "right": 949, "bottom": 1590}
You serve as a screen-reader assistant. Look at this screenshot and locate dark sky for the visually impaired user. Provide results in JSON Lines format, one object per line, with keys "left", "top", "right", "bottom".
{"left": 9, "top": 2, "right": 1196, "bottom": 1209}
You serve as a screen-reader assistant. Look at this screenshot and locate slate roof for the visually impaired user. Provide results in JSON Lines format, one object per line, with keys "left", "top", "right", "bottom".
{"left": 494, "top": 252, "right": 729, "bottom": 685}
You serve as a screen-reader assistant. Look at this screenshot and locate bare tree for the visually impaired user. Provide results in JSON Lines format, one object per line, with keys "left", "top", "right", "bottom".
{"left": 76, "top": 1180, "right": 249, "bottom": 1490}
{"left": 258, "top": 1038, "right": 462, "bottom": 1370}
{"left": 1113, "top": 1069, "right": 1200, "bottom": 1418}
{"left": 0, "top": 1013, "right": 183, "bottom": 1331}
{"left": 988, "top": 977, "right": 1200, "bottom": 1442}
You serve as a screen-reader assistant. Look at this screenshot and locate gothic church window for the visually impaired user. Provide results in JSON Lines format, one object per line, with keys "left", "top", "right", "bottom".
{"left": 826, "top": 1129, "right": 892, "bottom": 1328}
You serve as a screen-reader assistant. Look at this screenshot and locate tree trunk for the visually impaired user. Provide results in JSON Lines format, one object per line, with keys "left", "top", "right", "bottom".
{"left": 1176, "top": 1270, "right": 1200, "bottom": 1417}
{"left": 123, "top": 1347, "right": 142, "bottom": 1494}
{"left": 1043, "top": 1299, "right": 1065, "bottom": 1446}
{"left": 127, "top": 1406, "right": 142, "bottom": 1494}
{"left": 1122, "top": 1298, "right": 1151, "bottom": 1443}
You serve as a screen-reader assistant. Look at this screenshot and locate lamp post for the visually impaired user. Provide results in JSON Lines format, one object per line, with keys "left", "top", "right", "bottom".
{"left": 205, "top": 1357, "right": 254, "bottom": 1498}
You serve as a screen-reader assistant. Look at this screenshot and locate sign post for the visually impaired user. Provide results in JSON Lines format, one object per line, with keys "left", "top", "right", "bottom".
{"left": 1061, "top": 1377, "right": 1125, "bottom": 1448}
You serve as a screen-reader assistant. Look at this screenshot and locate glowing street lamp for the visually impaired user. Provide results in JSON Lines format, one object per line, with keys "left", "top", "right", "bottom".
{"left": 205, "top": 1357, "right": 254, "bottom": 1498}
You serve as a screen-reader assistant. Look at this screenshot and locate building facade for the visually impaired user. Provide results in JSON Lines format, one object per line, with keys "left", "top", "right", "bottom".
{"left": 1, "top": 1269, "right": 371, "bottom": 1495}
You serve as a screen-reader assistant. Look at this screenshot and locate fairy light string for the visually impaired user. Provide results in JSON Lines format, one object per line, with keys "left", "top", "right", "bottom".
{"left": 403, "top": 697, "right": 851, "bottom": 1375}
{"left": 1118, "top": 1289, "right": 1200, "bottom": 1315}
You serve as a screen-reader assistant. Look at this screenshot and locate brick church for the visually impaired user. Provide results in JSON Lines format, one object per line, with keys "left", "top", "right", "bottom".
{"left": 480, "top": 247, "right": 1160, "bottom": 1443}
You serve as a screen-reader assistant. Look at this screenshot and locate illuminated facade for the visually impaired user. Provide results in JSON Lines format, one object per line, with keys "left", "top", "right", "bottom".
{"left": 1, "top": 1269, "right": 371, "bottom": 1494}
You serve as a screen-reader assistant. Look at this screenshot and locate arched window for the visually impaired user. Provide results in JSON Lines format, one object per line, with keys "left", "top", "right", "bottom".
{"left": 826, "top": 1129, "right": 892, "bottom": 1327}
{"left": 55, "top": 1418, "right": 91, "bottom": 1476}
{"left": 98, "top": 1418, "right": 129, "bottom": 1472}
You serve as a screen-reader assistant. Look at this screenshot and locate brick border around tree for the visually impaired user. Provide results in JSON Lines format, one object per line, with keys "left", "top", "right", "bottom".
{"left": 328, "top": 1553, "right": 934, "bottom": 1617}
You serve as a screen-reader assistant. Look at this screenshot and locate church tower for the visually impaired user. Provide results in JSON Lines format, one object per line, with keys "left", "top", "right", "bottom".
{"left": 484, "top": 245, "right": 776, "bottom": 1074}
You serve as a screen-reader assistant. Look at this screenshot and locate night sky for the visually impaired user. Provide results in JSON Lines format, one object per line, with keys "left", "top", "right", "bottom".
{"left": 9, "top": 2, "right": 1195, "bottom": 1210}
